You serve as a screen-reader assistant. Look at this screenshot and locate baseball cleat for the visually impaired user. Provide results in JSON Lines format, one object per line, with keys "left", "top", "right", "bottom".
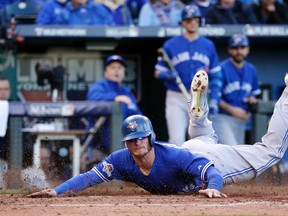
{"left": 190, "top": 70, "right": 208, "bottom": 118}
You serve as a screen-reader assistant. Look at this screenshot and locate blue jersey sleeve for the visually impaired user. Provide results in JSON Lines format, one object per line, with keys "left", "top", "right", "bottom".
{"left": 87, "top": 80, "right": 117, "bottom": 101}
{"left": 55, "top": 150, "right": 131, "bottom": 195}
{"left": 205, "top": 166, "right": 223, "bottom": 191}
{"left": 91, "top": 150, "right": 133, "bottom": 182}
{"left": 177, "top": 148, "right": 223, "bottom": 191}
{"left": 54, "top": 169, "right": 105, "bottom": 195}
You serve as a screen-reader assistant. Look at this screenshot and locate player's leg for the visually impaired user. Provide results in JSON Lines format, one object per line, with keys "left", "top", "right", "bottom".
{"left": 209, "top": 74, "right": 288, "bottom": 184}
{"left": 182, "top": 71, "right": 259, "bottom": 184}
{"left": 184, "top": 70, "right": 218, "bottom": 145}
{"left": 165, "top": 90, "right": 190, "bottom": 146}
{"left": 230, "top": 74, "right": 288, "bottom": 175}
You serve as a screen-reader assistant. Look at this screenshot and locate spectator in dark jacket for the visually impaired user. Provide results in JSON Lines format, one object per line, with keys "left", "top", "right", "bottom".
{"left": 205, "top": 0, "right": 258, "bottom": 24}
{"left": 252, "top": 0, "right": 288, "bottom": 24}
{"left": 36, "top": 0, "right": 67, "bottom": 24}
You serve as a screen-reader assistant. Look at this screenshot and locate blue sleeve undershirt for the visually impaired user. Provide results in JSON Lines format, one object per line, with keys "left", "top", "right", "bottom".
{"left": 205, "top": 166, "right": 223, "bottom": 191}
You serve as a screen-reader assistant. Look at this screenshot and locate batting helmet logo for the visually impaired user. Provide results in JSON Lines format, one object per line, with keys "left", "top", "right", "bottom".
{"left": 181, "top": 5, "right": 201, "bottom": 21}
{"left": 127, "top": 121, "right": 138, "bottom": 131}
{"left": 229, "top": 33, "right": 249, "bottom": 48}
{"left": 121, "top": 115, "right": 156, "bottom": 144}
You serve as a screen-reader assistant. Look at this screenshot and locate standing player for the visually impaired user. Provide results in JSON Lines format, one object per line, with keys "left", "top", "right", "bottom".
{"left": 154, "top": 4, "right": 222, "bottom": 146}
{"left": 28, "top": 71, "right": 288, "bottom": 198}
{"left": 210, "top": 33, "right": 261, "bottom": 145}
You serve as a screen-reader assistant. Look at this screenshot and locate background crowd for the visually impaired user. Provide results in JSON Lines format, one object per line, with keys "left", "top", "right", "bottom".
{"left": 0, "top": 0, "right": 288, "bottom": 26}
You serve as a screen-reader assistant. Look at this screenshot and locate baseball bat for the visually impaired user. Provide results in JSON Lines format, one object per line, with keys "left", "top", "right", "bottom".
{"left": 158, "top": 48, "right": 190, "bottom": 100}
{"left": 80, "top": 116, "right": 107, "bottom": 156}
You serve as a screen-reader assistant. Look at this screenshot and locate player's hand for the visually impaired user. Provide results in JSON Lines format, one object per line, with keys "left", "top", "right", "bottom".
{"left": 198, "top": 189, "right": 227, "bottom": 198}
{"left": 229, "top": 106, "right": 250, "bottom": 120}
{"left": 27, "top": 189, "right": 57, "bottom": 198}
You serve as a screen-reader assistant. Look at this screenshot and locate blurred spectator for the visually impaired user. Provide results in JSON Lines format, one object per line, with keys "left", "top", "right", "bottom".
{"left": 127, "top": 0, "right": 147, "bottom": 24}
{"left": 205, "top": 0, "right": 258, "bottom": 24}
{"left": 1, "top": 0, "right": 42, "bottom": 25}
{"left": 95, "top": 0, "right": 133, "bottom": 25}
{"left": 36, "top": 0, "right": 68, "bottom": 24}
{"left": 251, "top": 0, "right": 288, "bottom": 24}
{"left": 138, "top": 0, "right": 184, "bottom": 26}
{"left": 0, "top": 0, "right": 19, "bottom": 9}
{"left": 58, "top": 0, "right": 114, "bottom": 25}
{"left": 187, "top": 0, "right": 217, "bottom": 16}
{"left": 0, "top": 77, "right": 11, "bottom": 162}
{"left": 86, "top": 55, "right": 142, "bottom": 166}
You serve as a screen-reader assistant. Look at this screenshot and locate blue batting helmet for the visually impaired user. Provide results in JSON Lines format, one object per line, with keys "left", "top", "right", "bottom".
{"left": 181, "top": 4, "right": 201, "bottom": 21}
{"left": 105, "top": 55, "right": 126, "bottom": 67}
{"left": 121, "top": 115, "right": 156, "bottom": 144}
{"left": 229, "top": 33, "right": 249, "bottom": 48}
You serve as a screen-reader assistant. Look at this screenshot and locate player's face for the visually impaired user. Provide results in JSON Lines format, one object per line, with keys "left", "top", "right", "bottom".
{"left": 125, "top": 136, "right": 152, "bottom": 157}
{"left": 181, "top": 18, "right": 200, "bottom": 33}
{"left": 228, "top": 46, "right": 250, "bottom": 64}
{"left": 0, "top": 80, "right": 11, "bottom": 100}
{"left": 104, "top": 62, "right": 126, "bottom": 83}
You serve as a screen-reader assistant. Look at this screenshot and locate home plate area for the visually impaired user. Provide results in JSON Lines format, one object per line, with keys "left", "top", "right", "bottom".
{"left": 1, "top": 181, "right": 288, "bottom": 216}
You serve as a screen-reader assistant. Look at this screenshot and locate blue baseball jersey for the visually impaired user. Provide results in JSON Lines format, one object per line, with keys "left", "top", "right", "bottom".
{"left": 155, "top": 35, "right": 222, "bottom": 101}
{"left": 219, "top": 58, "right": 261, "bottom": 114}
{"left": 55, "top": 142, "right": 223, "bottom": 195}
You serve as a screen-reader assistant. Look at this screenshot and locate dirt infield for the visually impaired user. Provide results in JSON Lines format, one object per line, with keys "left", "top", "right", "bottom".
{"left": 1, "top": 181, "right": 288, "bottom": 216}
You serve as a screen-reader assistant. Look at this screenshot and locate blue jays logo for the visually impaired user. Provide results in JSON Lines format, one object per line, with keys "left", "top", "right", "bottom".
{"left": 184, "top": 5, "right": 200, "bottom": 17}
{"left": 127, "top": 121, "right": 138, "bottom": 131}
{"left": 102, "top": 161, "right": 114, "bottom": 177}
{"left": 233, "top": 34, "right": 242, "bottom": 44}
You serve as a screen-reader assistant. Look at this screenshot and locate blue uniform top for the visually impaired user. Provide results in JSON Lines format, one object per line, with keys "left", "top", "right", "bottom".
{"left": 155, "top": 35, "right": 222, "bottom": 103}
{"left": 87, "top": 78, "right": 142, "bottom": 120}
{"left": 36, "top": 0, "right": 66, "bottom": 25}
{"left": 55, "top": 142, "right": 223, "bottom": 195}
{"left": 58, "top": 1, "right": 114, "bottom": 25}
{"left": 219, "top": 58, "right": 261, "bottom": 115}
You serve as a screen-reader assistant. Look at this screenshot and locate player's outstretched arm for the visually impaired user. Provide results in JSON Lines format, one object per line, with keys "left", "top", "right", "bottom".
{"left": 27, "top": 189, "right": 57, "bottom": 198}
{"left": 27, "top": 168, "right": 106, "bottom": 198}
{"left": 198, "top": 188, "right": 227, "bottom": 198}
